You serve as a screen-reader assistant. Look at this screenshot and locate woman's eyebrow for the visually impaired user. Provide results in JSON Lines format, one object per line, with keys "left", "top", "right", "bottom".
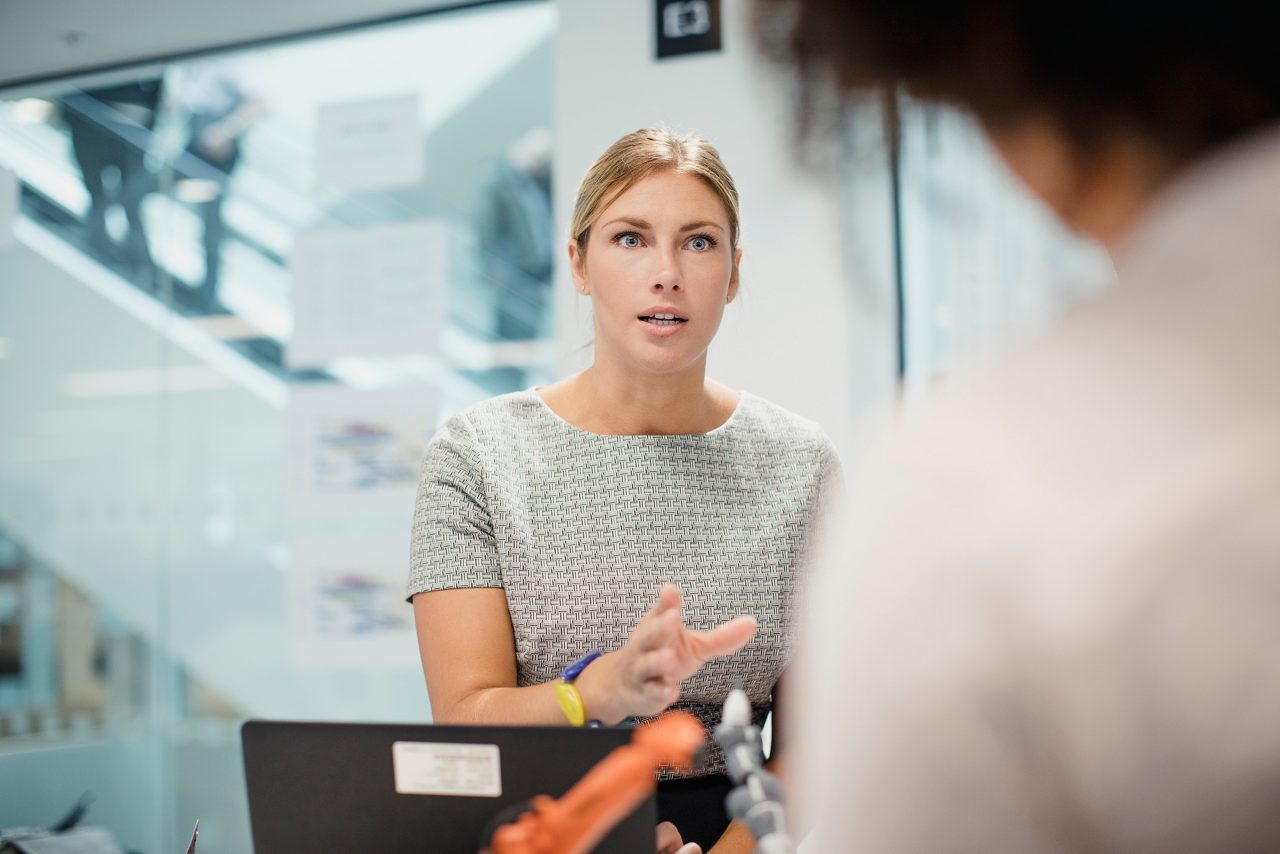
{"left": 599, "top": 217, "right": 725, "bottom": 232}
{"left": 600, "top": 217, "right": 653, "bottom": 230}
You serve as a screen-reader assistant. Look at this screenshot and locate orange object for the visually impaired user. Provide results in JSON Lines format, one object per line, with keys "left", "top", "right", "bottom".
{"left": 488, "top": 711, "right": 705, "bottom": 854}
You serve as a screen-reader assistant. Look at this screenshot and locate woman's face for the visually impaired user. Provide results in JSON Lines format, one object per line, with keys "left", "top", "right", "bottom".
{"left": 569, "top": 169, "right": 741, "bottom": 376}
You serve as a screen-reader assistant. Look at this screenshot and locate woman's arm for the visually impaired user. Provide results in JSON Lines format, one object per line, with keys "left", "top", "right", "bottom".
{"left": 414, "top": 584, "right": 759, "bottom": 726}
{"left": 414, "top": 587, "right": 564, "bottom": 723}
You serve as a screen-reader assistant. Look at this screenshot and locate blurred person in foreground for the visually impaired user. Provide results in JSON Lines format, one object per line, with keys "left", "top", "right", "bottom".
{"left": 754, "top": 2, "right": 1280, "bottom": 851}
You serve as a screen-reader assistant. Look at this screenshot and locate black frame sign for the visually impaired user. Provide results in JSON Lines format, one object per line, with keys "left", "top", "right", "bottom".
{"left": 655, "top": 0, "right": 722, "bottom": 59}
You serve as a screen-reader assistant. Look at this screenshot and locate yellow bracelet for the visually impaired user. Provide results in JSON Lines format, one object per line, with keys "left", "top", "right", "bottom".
{"left": 555, "top": 682, "right": 587, "bottom": 727}
{"left": 556, "top": 649, "right": 603, "bottom": 726}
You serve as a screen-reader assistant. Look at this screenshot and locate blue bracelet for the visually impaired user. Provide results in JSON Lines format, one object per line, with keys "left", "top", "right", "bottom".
{"left": 559, "top": 649, "right": 602, "bottom": 682}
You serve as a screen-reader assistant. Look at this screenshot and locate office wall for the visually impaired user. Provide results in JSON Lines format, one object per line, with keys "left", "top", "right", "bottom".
{"left": 552, "top": 0, "right": 899, "bottom": 448}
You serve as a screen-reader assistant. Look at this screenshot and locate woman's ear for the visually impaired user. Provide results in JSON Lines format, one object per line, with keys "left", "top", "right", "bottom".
{"left": 726, "top": 247, "right": 742, "bottom": 304}
{"left": 568, "top": 239, "right": 590, "bottom": 295}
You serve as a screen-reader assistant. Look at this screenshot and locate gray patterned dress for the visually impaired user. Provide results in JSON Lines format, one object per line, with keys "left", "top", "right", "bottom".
{"left": 408, "top": 389, "right": 840, "bottom": 777}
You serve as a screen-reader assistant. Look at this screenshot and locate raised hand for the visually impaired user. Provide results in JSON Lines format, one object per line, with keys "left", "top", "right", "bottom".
{"left": 579, "top": 584, "right": 758, "bottom": 723}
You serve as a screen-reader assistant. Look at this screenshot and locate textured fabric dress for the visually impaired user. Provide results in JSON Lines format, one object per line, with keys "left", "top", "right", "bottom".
{"left": 407, "top": 388, "right": 840, "bottom": 778}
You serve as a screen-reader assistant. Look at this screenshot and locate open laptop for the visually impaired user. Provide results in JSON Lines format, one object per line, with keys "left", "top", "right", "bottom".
{"left": 241, "top": 720, "right": 656, "bottom": 854}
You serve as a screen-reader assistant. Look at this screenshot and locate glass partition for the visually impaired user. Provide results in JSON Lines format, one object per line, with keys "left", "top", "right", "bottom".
{"left": 836, "top": 93, "right": 1111, "bottom": 413}
{"left": 894, "top": 98, "right": 1114, "bottom": 386}
{"left": 0, "top": 2, "right": 555, "bottom": 850}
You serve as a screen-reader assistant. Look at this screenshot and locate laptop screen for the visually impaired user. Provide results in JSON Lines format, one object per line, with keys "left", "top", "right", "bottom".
{"left": 241, "top": 720, "right": 656, "bottom": 854}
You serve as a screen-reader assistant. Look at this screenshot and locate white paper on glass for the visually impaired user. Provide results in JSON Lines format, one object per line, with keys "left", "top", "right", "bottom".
{"left": 288, "top": 220, "right": 447, "bottom": 368}
{"left": 0, "top": 166, "right": 18, "bottom": 249}
{"left": 289, "top": 533, "right": 419, "bottom": 669}
{"left": 314, "top": 93, "right": 423, "bottom": 191}
{"left": 287, "top": 383, "right": 436, "bottom": 517}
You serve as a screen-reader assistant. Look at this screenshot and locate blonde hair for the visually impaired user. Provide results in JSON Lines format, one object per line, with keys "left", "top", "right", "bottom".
{"left": 570, "top": 128, "right": 741, "bottom": 254}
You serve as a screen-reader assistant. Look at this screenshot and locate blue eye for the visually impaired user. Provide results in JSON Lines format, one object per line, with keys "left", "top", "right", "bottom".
{"left": 688, "top": 234, "right": 716, "bottom": 251}
{"left": 615, "top": 232, "right": 642, "bottom": 248}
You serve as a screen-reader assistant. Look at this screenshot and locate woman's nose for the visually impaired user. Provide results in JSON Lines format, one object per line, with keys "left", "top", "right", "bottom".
{"left": 652, "top": 251, "right": 682, "bottom": 292}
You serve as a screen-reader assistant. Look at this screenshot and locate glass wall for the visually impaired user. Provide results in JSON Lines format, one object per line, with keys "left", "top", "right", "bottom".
{"left": 839, "top": 92, "right": 1114, "bottom": 397}
{"left": 0, "top": 2, "right": 554, "bottom": 851}
{"left": 895, "top": 98, "right": 1114, "bottom": 386}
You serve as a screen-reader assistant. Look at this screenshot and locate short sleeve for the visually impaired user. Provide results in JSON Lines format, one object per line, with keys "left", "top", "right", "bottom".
{"left": 407, "top": 414, "right": 502, "bottom": 599}
{"left": 814, "top": 437, "right": 845, "bottom": 515}
{"left": 799, "top": 436, "right": 845, "bottom": 567}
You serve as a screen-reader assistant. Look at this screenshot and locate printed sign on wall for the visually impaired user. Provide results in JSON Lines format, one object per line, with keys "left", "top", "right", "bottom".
{"left": 315, "top": 93, "right": 424, "bottom": 191}
{"left": 289, "top": 533, "right": 419, "bottom": 669}
{"left": 288, "top": 220, "right": 447, "bottom": 368}
{"left": 288, "top": 384, "right": 436, "bottom": 516}
{"left": 656, "top": 0, "right": 722, "bottom": 59}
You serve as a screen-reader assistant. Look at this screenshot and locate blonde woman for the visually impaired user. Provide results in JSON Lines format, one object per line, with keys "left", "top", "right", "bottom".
{"left": 409, "top": 129, "right": 839, "bottom": 854}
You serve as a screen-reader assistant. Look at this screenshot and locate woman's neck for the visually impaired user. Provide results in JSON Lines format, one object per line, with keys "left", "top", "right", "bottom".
{"left": 542, "top": 358, "right": 737, "bottom": 436}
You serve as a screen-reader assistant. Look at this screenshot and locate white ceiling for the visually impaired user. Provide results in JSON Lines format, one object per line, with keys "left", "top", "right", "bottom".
{"left": 0, "top": 0, "right": 488, "bottom": 90}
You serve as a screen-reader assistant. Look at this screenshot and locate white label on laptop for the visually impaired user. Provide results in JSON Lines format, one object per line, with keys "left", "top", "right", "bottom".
{"left": 392, "top": 741, "right": 502, "bottom": 797}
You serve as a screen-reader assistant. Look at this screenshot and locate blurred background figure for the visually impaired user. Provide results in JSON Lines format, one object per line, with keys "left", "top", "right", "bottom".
{"left": 59, "top": 78, "right": 163, "bottom": 284}
{"left": 755, "top": 1, "right": 1280, "bottom": 852}
{"left": 168, "top": 57, "right": 265, "bottom": 312}
{"left": 477, "top": 126, "right": 553, "bottom": 340}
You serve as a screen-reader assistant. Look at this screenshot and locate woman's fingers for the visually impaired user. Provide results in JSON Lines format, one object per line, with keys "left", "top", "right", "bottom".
{"left": 632, "top": 606, "right": 682, "bottom": 653}
{"left": 656, "top": 821, "right": 682, "bottom": 854}
{"left": 656, "top": 821, "right": 702, "bottom": 854}
{"left": 642, "top": 584, "right": 681, "bottom": 623}
{"left": 654, "top": 583, "right": 682, "bottom": 616}
{"left": 624, "top": 588, "right": 756, "bottom": 709}
{"left": 689, "top": 615, "right": 758, "bottom": 660}
{"left": 635, "top": 648, "right": 676, "bottom": 682}
{"left": 646, "top": 678, "right": 679, "bottom": 707}
{"left": 635, "top": 610, "right": 755, "bottom": 677}
{"left": 629, "top": 671, "right": 678, "bottom": 714}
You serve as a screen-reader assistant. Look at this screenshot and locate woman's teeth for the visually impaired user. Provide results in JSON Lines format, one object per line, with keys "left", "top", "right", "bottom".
{"left": 641, "top": 314, "right": 685, "bottom": 326}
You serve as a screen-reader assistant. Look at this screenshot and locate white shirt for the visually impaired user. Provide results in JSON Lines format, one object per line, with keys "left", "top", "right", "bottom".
{"left": 798, "top": 124, "right": 1280, "bottom": 852}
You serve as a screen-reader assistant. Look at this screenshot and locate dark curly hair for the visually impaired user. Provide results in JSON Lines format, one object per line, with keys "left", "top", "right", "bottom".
{"left": 754, "top": 0, "right": 1280, "bottom": 163}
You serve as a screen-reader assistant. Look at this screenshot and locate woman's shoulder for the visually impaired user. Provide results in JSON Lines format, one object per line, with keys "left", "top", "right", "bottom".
{"left": 734, "top": 392, "right": 835, "bottom": 454}
{"left": 437, "top": 389, "right": 549, "bottom": 435}
{"left": 730, "top": 393, "right": 844, "bottom": 496}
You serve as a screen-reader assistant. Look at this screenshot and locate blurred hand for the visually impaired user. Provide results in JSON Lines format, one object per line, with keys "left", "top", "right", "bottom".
{"left": 581, "top": 584, "right": 757, "bottom": 723}
{"left": 657, "top": 821, "right": 702, "bottom": 854}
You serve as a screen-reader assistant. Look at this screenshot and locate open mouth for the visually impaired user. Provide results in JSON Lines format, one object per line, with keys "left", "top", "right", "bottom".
{"left": 638, "top": 313, "right": 687, "bottom": 327}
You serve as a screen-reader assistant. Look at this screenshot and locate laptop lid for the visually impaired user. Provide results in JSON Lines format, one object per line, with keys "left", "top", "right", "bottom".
{"left": 241, "top": 720, "right": 656, "bottom": 854}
